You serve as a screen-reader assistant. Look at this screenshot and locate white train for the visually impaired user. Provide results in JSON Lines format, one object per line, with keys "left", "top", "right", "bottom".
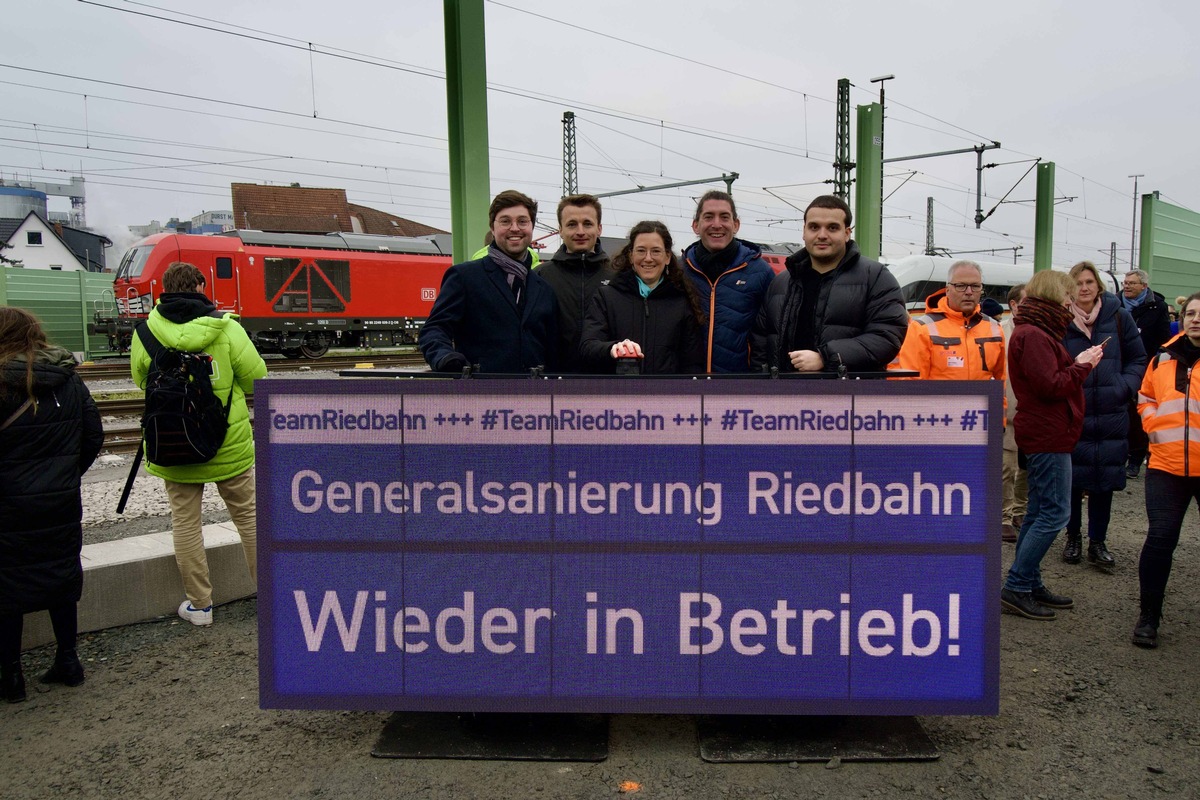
{"left": 884, "top": 255, "right": 1120, "bottom": 315}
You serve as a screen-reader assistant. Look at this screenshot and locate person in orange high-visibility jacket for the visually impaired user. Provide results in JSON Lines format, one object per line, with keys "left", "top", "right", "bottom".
{"left": 1131, "top": 290, "right": 1200, "bottom": 649}
{"left": 892, "top": 260, "right": 1006, "bottom": 384}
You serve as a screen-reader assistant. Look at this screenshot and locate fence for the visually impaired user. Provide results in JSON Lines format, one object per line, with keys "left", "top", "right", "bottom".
{"left": 0, "top": 267, "right": 116, "bottom": 360}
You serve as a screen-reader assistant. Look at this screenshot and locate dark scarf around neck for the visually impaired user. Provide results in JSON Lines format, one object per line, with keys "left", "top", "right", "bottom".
{"left": 694, "top": 239, "right": 740, "bottom": 282}
{"left": 1015, "top": 295, "right": 1072, "bottom": 340}
{"left": 488, "top": 244, "right": 531, "bottom": 287}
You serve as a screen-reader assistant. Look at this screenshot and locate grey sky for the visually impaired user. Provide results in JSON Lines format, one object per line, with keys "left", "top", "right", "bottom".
{"left": 2, "top": 0, "right": 1195, "bottom": 270}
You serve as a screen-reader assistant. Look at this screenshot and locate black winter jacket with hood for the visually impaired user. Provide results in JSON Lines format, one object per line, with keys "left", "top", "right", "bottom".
{"left": 537, "top": 245, "right": 615, "bottom": 372}
{"left": 580, "top": 269, "right": 705, "bottom": 375}
{"left": 0, "top": 347, "right": 103, "bottom": 615}
{"left": 1125, "top": 289, "right": 1172, "bottom": 361}
{"left": 751, "top": 241, "right": 908, "bottom": 373}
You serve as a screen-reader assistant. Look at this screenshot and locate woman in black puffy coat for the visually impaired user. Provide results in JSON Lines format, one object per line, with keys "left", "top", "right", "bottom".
{"left": 0, "top": 307, "right": 104, "bottom": 703}
{"left": 1061, "top": 261, "right": 1146, "bottom": 568}
{"left": 580, "top": 220, "right": 706, "bottom": 374}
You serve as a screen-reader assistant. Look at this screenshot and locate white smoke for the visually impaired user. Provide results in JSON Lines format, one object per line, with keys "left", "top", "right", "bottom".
{"left": 82, "top": 183, "right": 143, "bottom": 271}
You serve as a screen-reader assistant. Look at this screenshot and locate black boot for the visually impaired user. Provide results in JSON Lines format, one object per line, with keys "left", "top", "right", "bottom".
{"left": 1087, "top": 540, "right": 1116, "bottom": 568}
{"left": 1132, "top": 594, "right": 1163, "bottom": 649}
{"left": 40, "top": 649, "right": 85, "bottom": 687}
{"left": 2, "top": 660, "right": 26, "bottom": 704}
{"left": 1062, "top": 531, "right": 1083, "bottom": 564}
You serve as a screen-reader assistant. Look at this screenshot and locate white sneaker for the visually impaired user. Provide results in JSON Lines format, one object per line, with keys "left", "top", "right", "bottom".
{"left": 178, "top": 599, "right": 213, "bottom": 627}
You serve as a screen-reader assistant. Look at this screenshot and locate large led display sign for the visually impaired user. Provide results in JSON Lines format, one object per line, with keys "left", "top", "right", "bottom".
{"left": 257, "top": 378, "right": 1001, "bottom": 716}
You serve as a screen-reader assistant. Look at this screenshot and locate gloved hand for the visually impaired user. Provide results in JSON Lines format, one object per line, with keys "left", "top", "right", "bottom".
{"left": 438, "top": 353, "right": 470, "bottom": 373}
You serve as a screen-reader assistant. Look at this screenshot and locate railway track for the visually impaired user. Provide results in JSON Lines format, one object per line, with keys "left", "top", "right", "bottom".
{"left": 97, "top": 395, "right": 257, "bottom": 418}
{"left": 81, "top": 352, "right": 427, "bottom": 382}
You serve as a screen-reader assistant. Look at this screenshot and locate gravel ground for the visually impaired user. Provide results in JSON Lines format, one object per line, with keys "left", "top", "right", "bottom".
{"left": 4, "top": 460, "right": 1198, "bottom": 799}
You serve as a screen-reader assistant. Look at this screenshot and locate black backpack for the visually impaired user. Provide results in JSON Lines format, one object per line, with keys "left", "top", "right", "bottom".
{"left": 136, "top": 322, "right": 233, "bottom": 466}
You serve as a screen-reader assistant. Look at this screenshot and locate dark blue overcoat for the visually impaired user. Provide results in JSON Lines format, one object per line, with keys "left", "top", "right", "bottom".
{"left": 1062, "top": 291, "right": 1147, "bottom": 492}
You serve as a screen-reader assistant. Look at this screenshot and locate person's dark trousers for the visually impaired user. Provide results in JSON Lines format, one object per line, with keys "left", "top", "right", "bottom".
{"left": 0, "top": 604, "right": 78, "bottom": 663}
{"left": 48, "top": 604, "right": 78, "bottom": 653}
{"left": 1128, "top": 400, "right": 1149, "bottom": 469}
{"left": 0, "top": 613, "right": 21, "bottom": 666}
{"left": 1069, "top": 487, "right": 1114, "bottom": 542}
{"left": 0, "top": 612, "right": 24, "bottom": 702}
{"left": 1139, "top": 470, "right": 1200, "bottom": 598}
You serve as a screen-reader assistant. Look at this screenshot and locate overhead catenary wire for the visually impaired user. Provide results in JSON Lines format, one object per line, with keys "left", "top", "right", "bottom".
{"left": 68, "top": 0, "right": 1170, "bottom": 225}
{"left": 7, "top": 2, "right": 1173, "bottom": 257}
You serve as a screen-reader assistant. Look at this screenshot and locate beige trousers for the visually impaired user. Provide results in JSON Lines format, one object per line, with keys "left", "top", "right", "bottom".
{"left": 1002, "top": 449, "right": 1029, "bottom": 525}
{"left": 164, "top": 468, "right": 257, "bottom": 609}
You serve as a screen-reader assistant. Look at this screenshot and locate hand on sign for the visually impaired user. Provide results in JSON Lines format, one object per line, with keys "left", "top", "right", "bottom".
{"left": 1074, "top": 345, "right": 1103, "bottom": 367}
{"left": 611, "top": 340, "right": 644, "bottom": 359}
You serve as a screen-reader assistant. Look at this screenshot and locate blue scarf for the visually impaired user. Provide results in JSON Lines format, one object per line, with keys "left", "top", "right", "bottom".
{"left": 637, "top": 276, "right": 662, "bottom": 298}
{"left": 1124, "top": 287, "right": 1149, "bottom": 309}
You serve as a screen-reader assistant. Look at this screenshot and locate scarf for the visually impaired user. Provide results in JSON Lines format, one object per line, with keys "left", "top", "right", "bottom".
{"left": 1069, "top": 297, "right": 1101, "bottom": 339}
{"left": 1015, "top": 295, "right": 1072, "bottom": 340}
{"left": 487, "top": 244, "right": 530, "bottom": 289}
{"left": 1124, "top": 287, "right": 1149, "bottom": 310}
{"left": 693, "top": 240, "right": 740, "bottom": 282}
{"left": 637, "top": 276, "right": 662, "bottom": 298}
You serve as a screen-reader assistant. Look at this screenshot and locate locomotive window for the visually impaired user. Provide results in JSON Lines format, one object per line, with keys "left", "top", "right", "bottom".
{"left": 115, "top": 245, "right": 154, "bottom": 280}
{"left": 216, "top": 257, "right": 233, "bottom": 280}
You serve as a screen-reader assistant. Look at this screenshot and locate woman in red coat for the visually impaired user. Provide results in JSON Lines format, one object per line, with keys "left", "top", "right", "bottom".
{"left": 1001, "top": 271, "right": 1102, "bottom": 620}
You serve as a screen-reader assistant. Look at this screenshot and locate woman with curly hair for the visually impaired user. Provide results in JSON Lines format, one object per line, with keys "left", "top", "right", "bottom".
{"left": 580, "top": 220, "right": 705, "bottom": 374}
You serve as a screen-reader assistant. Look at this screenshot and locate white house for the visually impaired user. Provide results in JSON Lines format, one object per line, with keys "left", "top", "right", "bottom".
{"left": 0, "top": 211, "right": 112, "bottom": 271}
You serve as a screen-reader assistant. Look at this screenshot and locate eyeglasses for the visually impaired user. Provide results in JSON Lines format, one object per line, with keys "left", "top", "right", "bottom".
{"left": 632, "top": 247, "right": 666, "bottom": 259}
{"left": 948, "top": 282, "right": 983, "bottom": 293}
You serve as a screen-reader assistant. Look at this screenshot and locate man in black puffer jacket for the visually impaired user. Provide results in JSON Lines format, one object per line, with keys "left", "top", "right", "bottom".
{"left": 752, "top": 195, "right": 908, "bottom": 374}
{"left": 538, "top": 195, "right": 615, "bottom": 372}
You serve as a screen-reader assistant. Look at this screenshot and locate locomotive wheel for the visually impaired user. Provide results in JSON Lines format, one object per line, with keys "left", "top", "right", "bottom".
{"left": 299, "top": 334, "right": 329, "bottom": 359}
{"left": 282, "top": 348, "right": 303, "bottom": 359}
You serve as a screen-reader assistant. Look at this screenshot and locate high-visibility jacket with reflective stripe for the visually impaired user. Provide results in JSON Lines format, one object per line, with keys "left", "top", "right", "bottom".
{"left": 1138, "top": 334, "right": 1200, "bottom": 476}
{"left": 892, "top": 290, "right": 1006, "bottom": 383}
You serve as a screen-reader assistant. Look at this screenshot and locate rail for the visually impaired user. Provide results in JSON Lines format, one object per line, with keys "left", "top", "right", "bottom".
{"left": 81, "top": 352, "right": 427, "bottom": 382}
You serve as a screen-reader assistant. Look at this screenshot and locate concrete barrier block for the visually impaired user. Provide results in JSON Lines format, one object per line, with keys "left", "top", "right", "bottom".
{"left": 21, "top": 525, "right": 259, "bottom": 651}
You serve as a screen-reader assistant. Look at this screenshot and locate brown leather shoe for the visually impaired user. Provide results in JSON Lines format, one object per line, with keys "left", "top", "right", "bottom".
{"left": 1001, "top": 523, "right": 1018, "bottom": 543}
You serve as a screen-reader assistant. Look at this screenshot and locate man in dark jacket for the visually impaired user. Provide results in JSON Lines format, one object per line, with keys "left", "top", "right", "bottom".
{"left": 537, "top": 194, "right": 614, "bottom": 372}
{"left": 1122, "top": 268, "right": 1171, "bottom": 477}
{"left": 419, "top": 190, "right": 558, "bottom": 374}
{"left": 752, "top": 195, "right": 908, "bottom": 373}
{"left": 683, "top": 191, "right": 774, "bottom": 373}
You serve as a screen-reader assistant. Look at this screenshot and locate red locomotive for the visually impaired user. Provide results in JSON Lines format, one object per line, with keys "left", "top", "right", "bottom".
{"left": 92, "top": 230, "right": 453, "bottom": 358}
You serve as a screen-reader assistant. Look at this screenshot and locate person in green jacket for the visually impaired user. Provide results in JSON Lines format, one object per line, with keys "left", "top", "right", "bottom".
{"left": 130, "top": 262, "right": 267, "bottom": 627}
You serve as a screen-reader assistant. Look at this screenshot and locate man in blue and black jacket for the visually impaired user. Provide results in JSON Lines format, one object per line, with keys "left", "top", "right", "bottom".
{"left": 683, "top": 190, "right": 774, "bottom": 373}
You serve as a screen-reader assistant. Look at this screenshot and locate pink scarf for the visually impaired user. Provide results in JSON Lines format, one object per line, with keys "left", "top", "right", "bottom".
{"left": 1069, "top": 297, "right": 1101, "bottom": 339}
